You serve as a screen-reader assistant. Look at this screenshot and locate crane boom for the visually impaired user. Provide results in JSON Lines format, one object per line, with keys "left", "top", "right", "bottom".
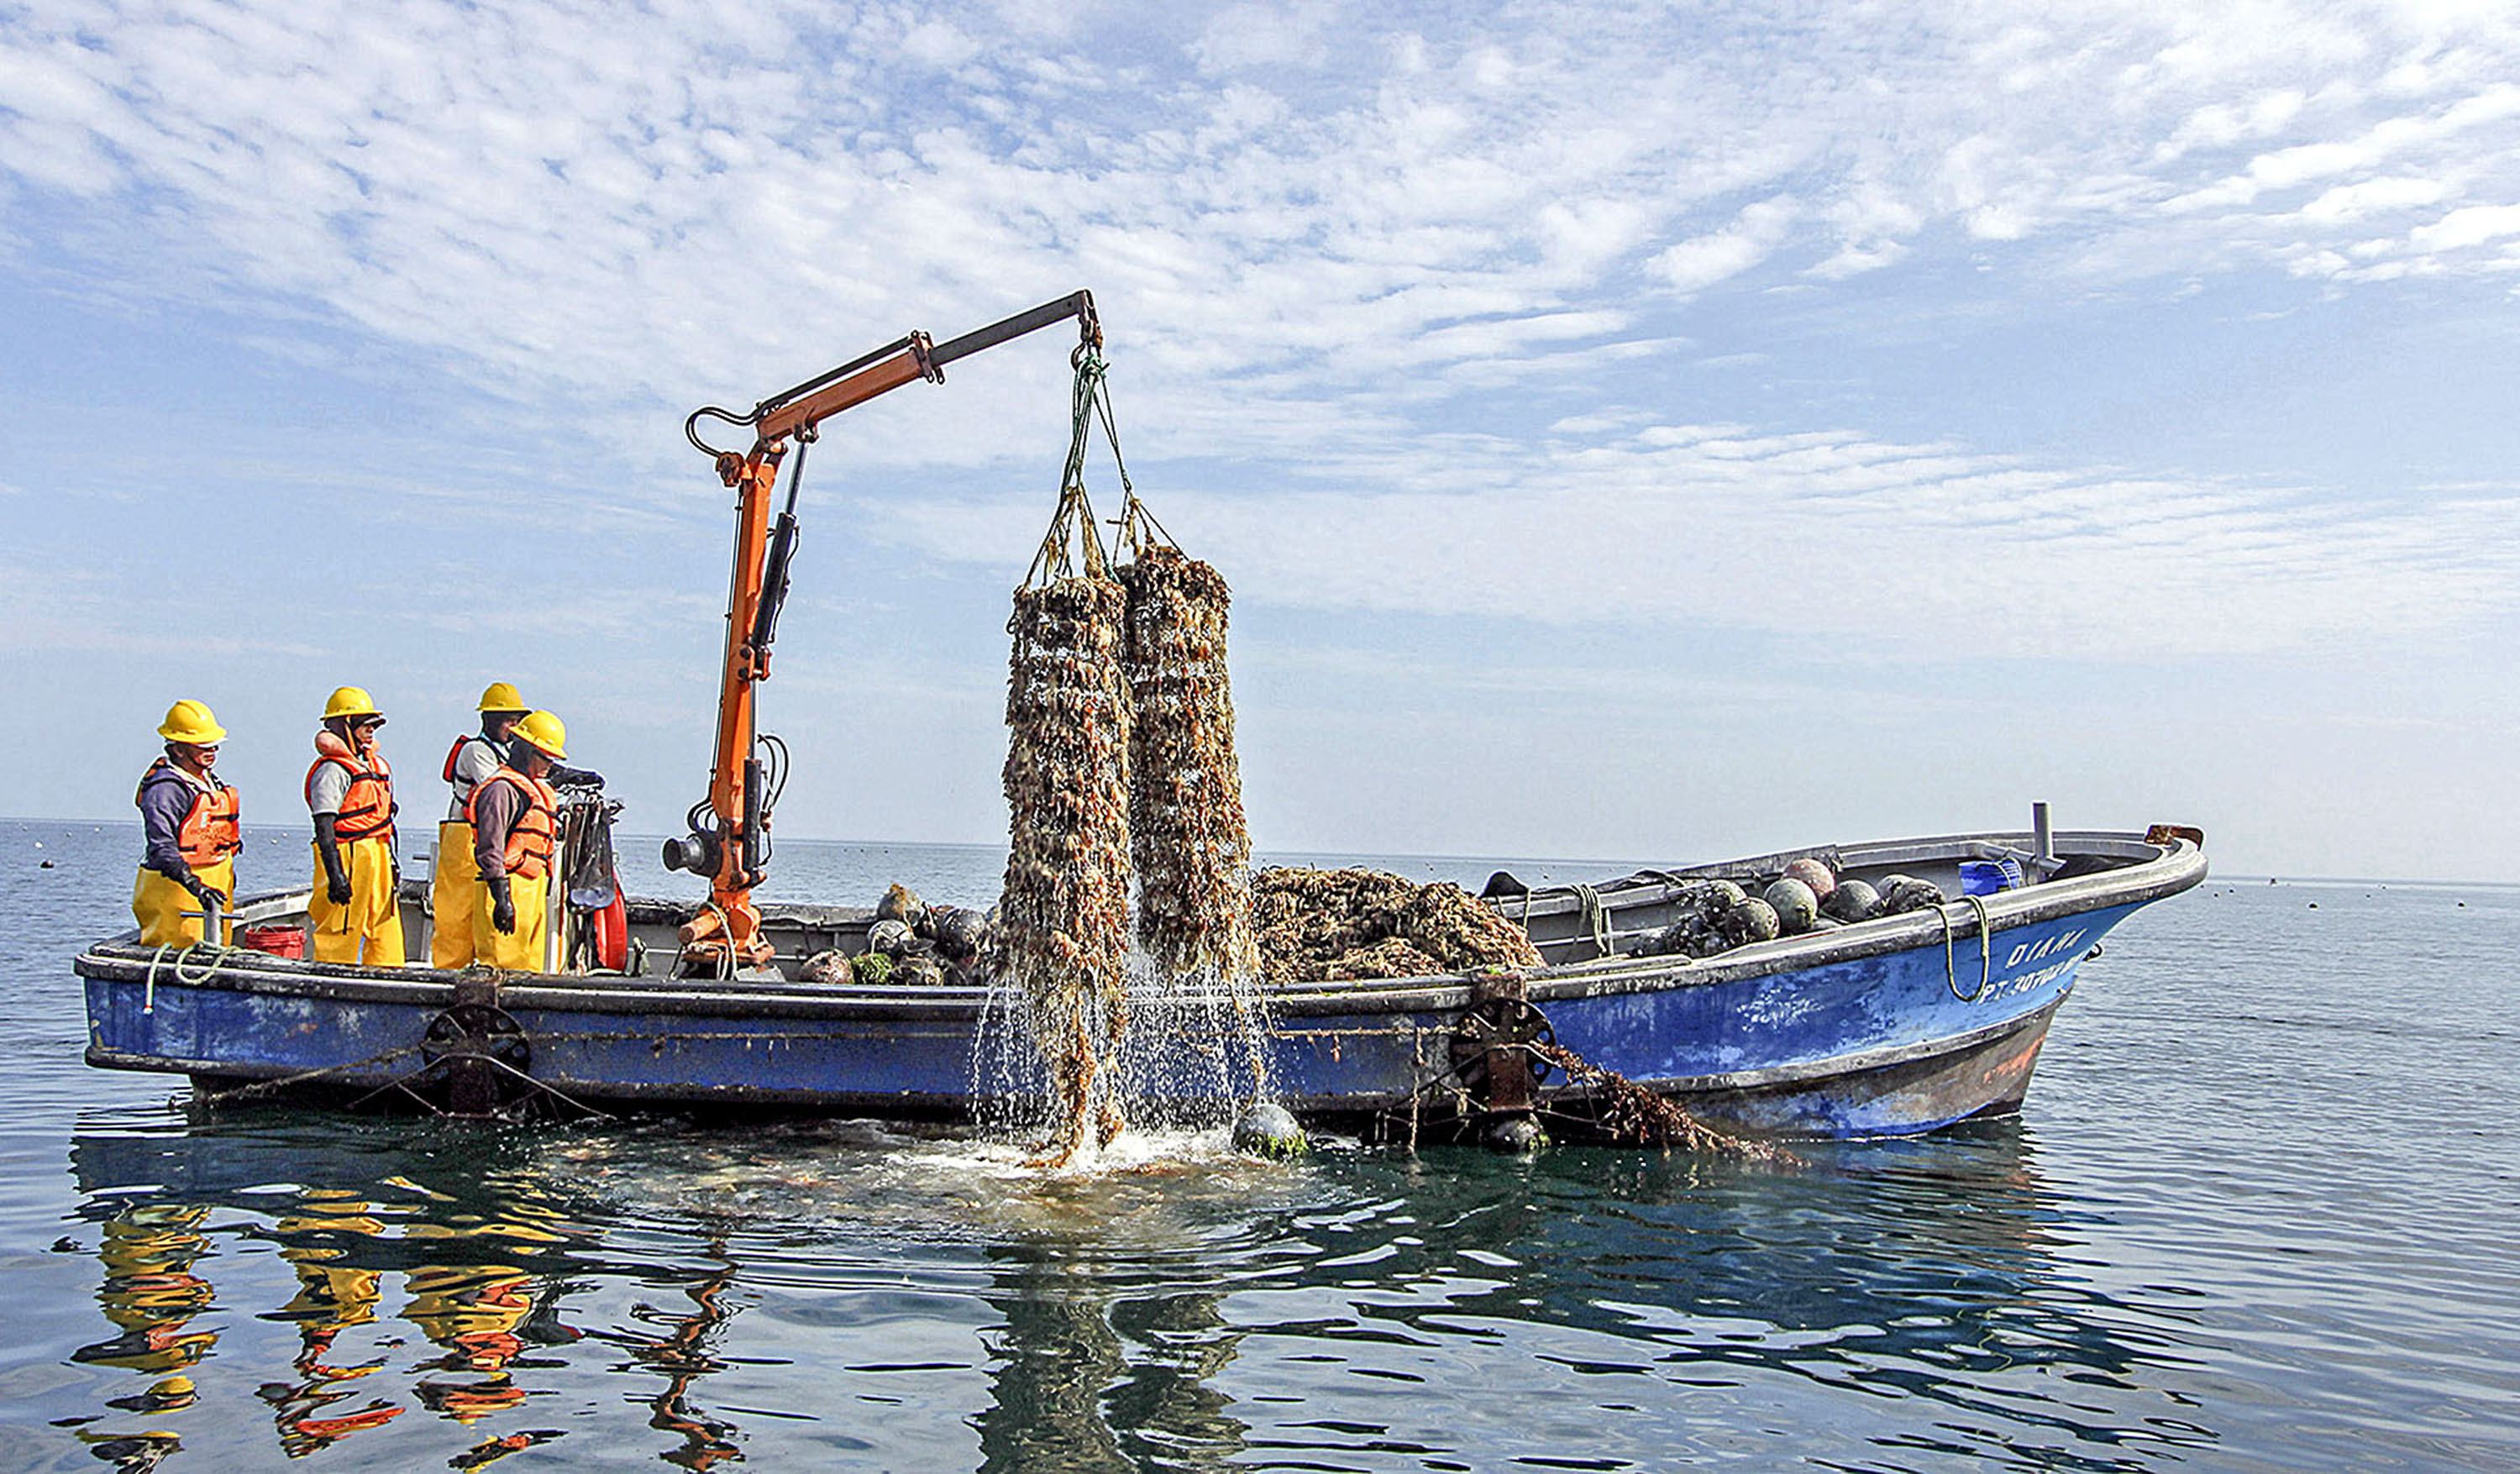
{"left": 664, "top": 291, "right": 1103, "bottom": 975}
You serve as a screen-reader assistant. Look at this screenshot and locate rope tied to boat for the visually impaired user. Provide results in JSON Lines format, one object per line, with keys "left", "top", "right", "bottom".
{"left": 141, "top": 942, "right": 228, "bottom": 1014}
{"left": 1574, "top": 884, "right": 1613, "bottom": 959}
{"left": 1527, "top": 1041, "right": 1795, "bottom": 1162}
{"left": 672, "top": 901, "right": 738, "bottom": 984}
{"left": 1939, "top": 894, "right": 1993, "bottom": 1002}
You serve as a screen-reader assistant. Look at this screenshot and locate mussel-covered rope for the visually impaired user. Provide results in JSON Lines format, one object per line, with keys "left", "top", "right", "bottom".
{"left": 1528, "top": 1040, "right": 1795, "bottom": 1162}
{"left": 1001, "top": 344, "right": 1137, "bottom": 1167}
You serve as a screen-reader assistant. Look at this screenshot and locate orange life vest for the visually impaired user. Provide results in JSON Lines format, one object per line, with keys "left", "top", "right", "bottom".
{"left": 465, "top": 768, "right": 559, "bottom": 880}
{"left": 441, "top": 733, "right": 500, "bottom": 792}
{"left": 134, "top": 758, "right": 243, "bottom": 867}
{"left": 308, "top": 737, "right": 397, "bottom": 843}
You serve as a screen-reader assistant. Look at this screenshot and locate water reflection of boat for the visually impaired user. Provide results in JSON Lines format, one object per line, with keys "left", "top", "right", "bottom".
{"left": 60, "top": 1111, "right": 2218, "bottom": 1471}
{"left": 75, "top": 830, "right": 2205, "bottom": 1138}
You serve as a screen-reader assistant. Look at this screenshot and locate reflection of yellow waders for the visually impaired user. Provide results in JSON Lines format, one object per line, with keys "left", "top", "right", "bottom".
{"left": 307, "top": 836, "right": 406, "bottom": 967}
{"left": 133, "top": 858, "right": 236, "bottom": 947}
{"left": 431, "top": 821, "right": 479, "bottom": 968}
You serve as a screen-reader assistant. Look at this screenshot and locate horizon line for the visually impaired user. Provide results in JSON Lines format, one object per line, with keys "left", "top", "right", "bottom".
{"left": 7, "top": 814, "right": 2511, "bottom": 890}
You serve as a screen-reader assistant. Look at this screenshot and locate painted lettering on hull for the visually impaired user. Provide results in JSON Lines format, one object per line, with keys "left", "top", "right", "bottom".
{"left": 1974, "top": 926, "right": 2092, "bottom": 1004}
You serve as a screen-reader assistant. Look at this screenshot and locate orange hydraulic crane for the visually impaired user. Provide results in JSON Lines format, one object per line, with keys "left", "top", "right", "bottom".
{"left": 664, "top": 291, "right": 1103, "bottom": 975}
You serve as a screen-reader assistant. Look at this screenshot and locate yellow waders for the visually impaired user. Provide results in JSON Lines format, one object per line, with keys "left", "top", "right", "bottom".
{"left": 470, "top": 870, "right": 550, "bottom": 973}
{"left": 131, "top": 858, "right": 235, "bottom": 947}
{"left": 308, "top": 836, "right": 406, "bottom": 968}
{"left": 430, "top": 821, "right": 479, "bottom": 969}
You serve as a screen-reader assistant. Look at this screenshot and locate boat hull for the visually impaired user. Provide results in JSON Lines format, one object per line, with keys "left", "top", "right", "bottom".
{"left": 77, "top": 834, "right": 2203, "bottom": 1140}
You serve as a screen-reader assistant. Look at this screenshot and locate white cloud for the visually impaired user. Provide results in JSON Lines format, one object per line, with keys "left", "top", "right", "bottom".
{"left": 3, "top": 0, "right": 2518, "bottom": 432}
{"left": 7, "top": 0, "right": 2520, "bottom": 667}
{"left": 879, "top": 419, "right": 2520, "bottom": 661}
{"left": 1189, "top": 2, "right": 1341, "bottom": 73}
{"left": 2297, "top": 174, "right": 2449, "bottom": 223}
{"left": 1650, "top": 196, "right": 1798, "bottom": 294}
{"left": 2411, "top": 200, "right": 2520, "bottom": 249}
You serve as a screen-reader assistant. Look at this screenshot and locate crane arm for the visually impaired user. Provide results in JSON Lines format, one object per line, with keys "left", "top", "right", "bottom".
{"left": 664, "top": 291, "right": 1103, "bottom": 977}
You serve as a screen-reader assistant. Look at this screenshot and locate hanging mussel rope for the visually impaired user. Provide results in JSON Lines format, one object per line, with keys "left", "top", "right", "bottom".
{"left": 1109, "top": 405, "right": 1273, "bottom": 1099}
{"left": 998, "top": 349, "right": 1135, "bottom": 1167}
{"left": 1110, "top": 454, "right": 1259, "bottom": 979}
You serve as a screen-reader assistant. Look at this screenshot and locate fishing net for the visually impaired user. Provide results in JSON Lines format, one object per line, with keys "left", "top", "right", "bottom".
{"left": 995, "top": 359, "right": 1135, "bottom": 1167}
{"left": 1250, "top": 868, "right": 1541, "bottom": 985}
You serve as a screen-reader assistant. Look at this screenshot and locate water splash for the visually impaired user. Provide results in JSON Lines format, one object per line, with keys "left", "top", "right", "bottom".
{"left": 972, "top": 951, "right": 1279, "bottom": 1170}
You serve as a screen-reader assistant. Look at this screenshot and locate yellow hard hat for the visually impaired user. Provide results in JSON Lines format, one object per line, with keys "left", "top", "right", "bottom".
{"left": 476, "top": 680, "right": 527, "bottom": 714}
{"left": 512, "top": 710, "right": 568, "bottom": 760}
{"left": 157, "top": 700, "right": 226, "bottom": 746}
{"left": 323, "top": 685, "right": 385, "bottom": 723}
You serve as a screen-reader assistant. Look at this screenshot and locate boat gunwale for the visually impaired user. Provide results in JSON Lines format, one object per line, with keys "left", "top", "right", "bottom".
{"left": 72, "top": 835, "right": 2203, "bottom": 1020}
{"left": 86, "top": 994, "right": 2070, "bottom": 1108}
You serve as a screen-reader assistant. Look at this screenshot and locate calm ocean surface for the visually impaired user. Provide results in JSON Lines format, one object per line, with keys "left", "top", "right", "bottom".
{"left": 2, "top": 817, "right": 2514, "bottom": 1472}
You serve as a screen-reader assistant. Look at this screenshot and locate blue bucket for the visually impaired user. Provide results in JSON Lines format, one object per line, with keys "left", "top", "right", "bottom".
{"left": 1958, "top": 858, "right": 2023, "bottom": 896}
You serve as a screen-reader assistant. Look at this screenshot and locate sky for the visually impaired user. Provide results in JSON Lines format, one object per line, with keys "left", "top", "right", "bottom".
{"left": 3, "top": 0, "right": 2519, "bottom": 881}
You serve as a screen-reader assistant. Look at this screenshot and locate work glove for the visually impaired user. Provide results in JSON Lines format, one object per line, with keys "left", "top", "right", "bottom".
{"left": 183, "top": 875, "right": 230, "bottom": 913}
{"left": 490, "top": 876, "right": 517, "bottom": 935}
{"left": 314, "top": 816, "right": 353, "bottom": 905}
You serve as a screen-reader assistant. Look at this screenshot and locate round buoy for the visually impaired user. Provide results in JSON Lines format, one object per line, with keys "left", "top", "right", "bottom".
{"left": 1232, "top": 1102, "right": 1308, "bottom": 1159}
{"left": 1765, "top": 879, "right": 1819, "bottom": 933}
{"left": 1782, "top": 858, "right": 1835, "bottom": 898}
{"left": 869, "top": 918, "right": 917, "bottom": 957}
{"left": 1483, "top": 1115, "right": 1547, "bottom": 1153}
{"left": 1823, "top": 879, "right": 1880, "bottom": 922}
{"left": 1721, "top": 898, "right": 1781, "bottom": 946}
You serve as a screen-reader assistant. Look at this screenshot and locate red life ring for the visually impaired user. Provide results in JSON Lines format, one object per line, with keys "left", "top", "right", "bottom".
{"left": 593, "top": 889, "right": 627, "bottom": 972}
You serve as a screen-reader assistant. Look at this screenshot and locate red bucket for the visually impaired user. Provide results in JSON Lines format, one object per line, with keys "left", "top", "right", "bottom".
{"left": 237, "top": 923, "right": 307, "bottom": 959}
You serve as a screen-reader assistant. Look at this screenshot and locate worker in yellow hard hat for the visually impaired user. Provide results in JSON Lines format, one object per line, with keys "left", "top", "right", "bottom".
{"left": 132, "top": 700, "right": 242, "bottom": 947}
{"left": 430, "top": 683, "right": 526, "bottom": 968}
{"left": 432, "top": 683, "right": 602, "bottom": 968}
{"left": 468, "top": 711, "right": 567, "bottom": 972}
{"left": 306, "top": 686, "right": 404, "bottom": 967}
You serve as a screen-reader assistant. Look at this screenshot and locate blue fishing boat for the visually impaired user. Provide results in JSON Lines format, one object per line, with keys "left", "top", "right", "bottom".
{"left": 76, "top": 299, "right": 2209, "bottom": 1143}
{"left": 75, "top": 825, "right": 2204, "bottom": 1141}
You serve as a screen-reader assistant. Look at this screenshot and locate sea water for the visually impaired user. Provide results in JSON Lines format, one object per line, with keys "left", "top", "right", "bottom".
{"left": 1, "top": 818, "right": 2514, "bottom": 1471}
